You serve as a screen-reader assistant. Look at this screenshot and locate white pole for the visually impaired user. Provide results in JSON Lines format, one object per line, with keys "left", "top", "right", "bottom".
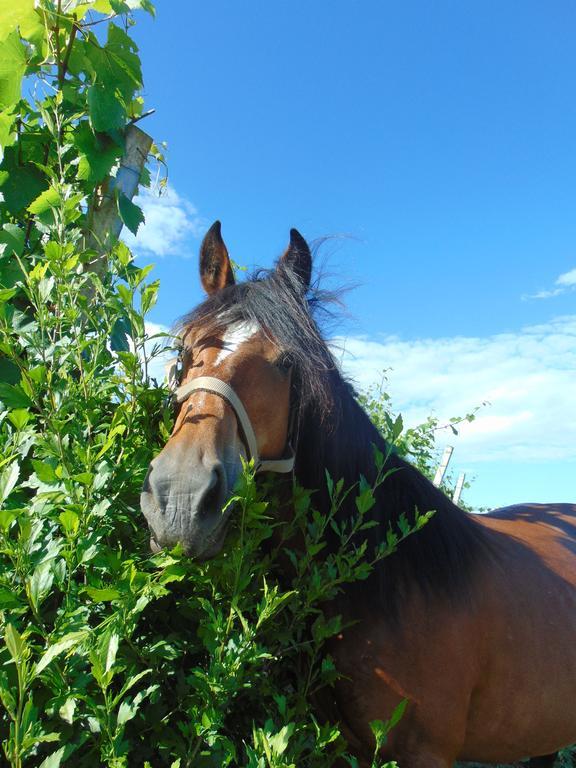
{"left": 433, "top": 445, "right": 454, "bottom": 487}
{"left": 85, "top": 124, "right": 153, "bottom": 275}
{"left": 452, "top": 472, "right": 466, "bottom": 505}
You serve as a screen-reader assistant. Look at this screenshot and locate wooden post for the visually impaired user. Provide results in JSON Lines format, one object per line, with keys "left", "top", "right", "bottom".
{"left": 433, "top": 445, "right": 453, "bottom": 487}
{"left": 85, "top": 124, "right": 153, "bottom": 274}
{"left": 452, "top": 472, "right": 466, "bottom": 505}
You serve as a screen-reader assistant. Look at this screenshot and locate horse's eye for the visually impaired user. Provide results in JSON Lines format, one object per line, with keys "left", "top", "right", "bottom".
{"left": 275, "top": 352, "right": 294, "bottom": 372}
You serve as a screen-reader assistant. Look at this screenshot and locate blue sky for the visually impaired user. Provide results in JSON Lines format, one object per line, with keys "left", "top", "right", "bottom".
{"left": 129, "top": 1, "right": 576, "bottom": 509}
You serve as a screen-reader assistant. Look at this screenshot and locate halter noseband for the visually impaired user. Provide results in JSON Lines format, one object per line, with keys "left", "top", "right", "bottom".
{"left": 173, "top": 373, "right": 295, "bottom": 474}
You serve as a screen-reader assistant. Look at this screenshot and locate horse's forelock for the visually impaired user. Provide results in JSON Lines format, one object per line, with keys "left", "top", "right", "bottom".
{"left": 177, "top": 269, "right": 341, "bottom": 422}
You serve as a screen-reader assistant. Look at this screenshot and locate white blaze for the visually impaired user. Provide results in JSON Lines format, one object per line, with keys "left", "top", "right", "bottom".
{"left": 215, "top": 320, "right": 260, "bottom": 365}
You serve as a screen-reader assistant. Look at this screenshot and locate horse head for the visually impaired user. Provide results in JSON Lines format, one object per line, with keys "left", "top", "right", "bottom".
{"left": 140, "top": 221, "right": 313, "bottom": 558}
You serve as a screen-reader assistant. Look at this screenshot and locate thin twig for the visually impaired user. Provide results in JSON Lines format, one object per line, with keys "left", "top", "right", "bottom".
{"left": 129, "top": 109, "right": 156, "bottom": 125}
{"left": 59, "top": 18, "right": 78, "bottom": 87}
{"left": 82, "top": 13, "right": 117, "bottom": 27}
{"left": 54, "top": 1, "right": 62, "bottom": 80}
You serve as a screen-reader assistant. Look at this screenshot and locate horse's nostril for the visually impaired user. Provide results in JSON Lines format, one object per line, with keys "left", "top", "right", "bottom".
{"left": 203, "top": 483, "right": 219, "bottom": 515}
{"left": 142, "top": 466, "right": 153, "bottom": 494}
{"left": 199, "top": 465, "right": 224, "bottom": 517}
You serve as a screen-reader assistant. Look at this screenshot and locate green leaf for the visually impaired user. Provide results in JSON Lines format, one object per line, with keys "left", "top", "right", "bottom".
{"left": 370, "top": 718, "right": 386, "bottom": 747}
{"left": 117, "top": 697, "right": 139, "bottom": 726}
{"left": 87, "top": 83, "right": 125, "bottom": 132}
{"left": 0, "top": 31, "right": 26, "bottom": 109}
{"left": 35, "top": 631, "right": 88, "bottom": 675}
{"left": 75, "top": 122, "right": 121, "bottom": 183}
{"left": 38, "top": 746, "right": 66, "bottom": 768}
{"left": 116, "top": 669, "right": 151, "bottom": 702}
{"left": 0, "top": 0, "right": 43, "bottom": 44}
{"left": 4, "top": 623, "right": 24, "bottom": 662}
{"left": 59, "top": 697, "right": 76, "bottom": 725}
{"left": 31, "top": 460, "right": 58, "bottom": 484}
{"left": 141, "top": 279, "right": 159, "bottom": 314}
{"left": 388, "top": 698, "right": 407, "bottom": 730}
{"left": 105, "top": 632, "right": 120, "bottom": 672}
{"left": 0, "top": 358, "right": 22, "bottom": 384}
{"left": 0, "top": 147, "right": 48, "bottom": 213}
{"left": 87, "top": 716, "right": 101, "bottom": 733}
{"left": 59, "top": 509, "right": 79, "bottom": 535}
{"left": 72, "top": 471, "right": 93, "bottom": 485}
{"left": 116, "top": 283, "right": 132, "bottom": 307}
{"left": 108, "top": 0, "right": 131, "bottom": 13}
{"left": 27, "top": 560, "right": 55, "bottom": 612}
{"left": 85, "top": 586, "right": 121, "bottom": 602}
{"left": 117, "top": 191, "right": 145, "bottom": 235}
{"left": 0, "top": 460, "right": 19, "bottom": 503}
{"left": 96, "top": 0, "right": 155, "bottom": 15}
{"left": 391, "top": 413, "right": 404, "bottom": 442}
{"left": 95, "top": 423, "right": 126, "bottom": 459}
{"left": 324, "top": 469, "right": 334, "bottom": 498}
{"left": 0, "top": 509, "right": 17, "bottom": 532}
{"left": 0, "top": 222, "right": 25, "bottom": 258}
{"left": 370, "top": 699, "right": 407, "bottom": 751}
{"left": 355, "top": 487, "right": 376, "bottom": 516}
{"left": 0, "top": 670, "right": 16, "bottom": 716}
{"left": 0, "top": 382, "right": 33, "bottom": 408}
{"left": 268, "top": 723, "right": 295, "bottom": 757}
{"left": 110, "top": 318, "right": 132, "bottom": 352}
{"left": 91, "top": 0, "right": 116, "bottom": 11}
{"left": 7, "top": 409, "right": 31, "bottom": 430}
{"left": 38, "top": 275, "right": 55, "bottom": 302}
{"left": 28, "top": 186, "right": 61, "bottom": 215}
{"left": 0, "top": 108, "right": 16, "bottom": 163}
{"left": 0, "top": 586, "right": 22, "bottom": 609}
{"left": 107, "top": 23, "right": 143, "bottom": 92}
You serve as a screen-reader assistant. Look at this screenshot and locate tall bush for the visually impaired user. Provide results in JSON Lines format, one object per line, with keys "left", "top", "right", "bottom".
{"left": 0, "top": 4, "right": 426, "bottom": 766}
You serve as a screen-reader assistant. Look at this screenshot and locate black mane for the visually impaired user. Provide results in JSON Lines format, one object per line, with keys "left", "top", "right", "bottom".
{"left": 180, "top": 267, "right": 492, "bottom": 617}
{"left": 295, "top": 373, "right": 493, "bottom": 616}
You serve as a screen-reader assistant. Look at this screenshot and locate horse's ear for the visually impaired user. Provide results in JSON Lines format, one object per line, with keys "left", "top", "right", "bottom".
{"left": 199, "top": 221, "right": 235, "bottom": 294}
{"left": 278, "top": 228, "right": 312, "bottom": 290}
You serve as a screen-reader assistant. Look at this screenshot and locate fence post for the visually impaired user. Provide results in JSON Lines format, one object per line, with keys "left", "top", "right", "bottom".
{"left": 433, "top": 445, "right": 454, "bottom": 487}
{"left": 85, "top": 124, "right": 153, "bottom": 275}
{"left": 452, "top": 472, "right": 466, "bottom": 505}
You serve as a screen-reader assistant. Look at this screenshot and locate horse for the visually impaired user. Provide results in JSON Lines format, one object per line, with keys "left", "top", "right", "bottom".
{"left": 140, "top": 222, "right": 576, "bottom": 768}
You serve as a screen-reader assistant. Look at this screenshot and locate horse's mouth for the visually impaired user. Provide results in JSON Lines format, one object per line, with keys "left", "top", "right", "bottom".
{"left": 191, "top": 509, "right": 231, "bottom": 560}
{"left": 147, "top": 507, "right": 232, "bottom": 561}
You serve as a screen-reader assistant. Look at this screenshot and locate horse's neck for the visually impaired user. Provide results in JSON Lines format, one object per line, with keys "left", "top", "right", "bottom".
{"left": 296, "top": 379, "right": 453, "bottom": 525}
{"left": 295, "top": 378, "right": 488, "bottom": 615}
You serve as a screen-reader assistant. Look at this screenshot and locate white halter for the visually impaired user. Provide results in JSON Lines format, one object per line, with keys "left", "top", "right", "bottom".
{"left": 168, "top": 362, "right": 295, "bottom": 474}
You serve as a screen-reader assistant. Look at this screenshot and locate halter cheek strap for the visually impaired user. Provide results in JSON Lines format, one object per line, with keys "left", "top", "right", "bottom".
{"left": 174, "top": 374, "right": 295, "bottom": 474}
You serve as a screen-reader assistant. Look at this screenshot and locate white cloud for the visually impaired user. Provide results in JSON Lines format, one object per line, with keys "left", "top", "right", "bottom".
{"left": 525, "top": 266, "right": 576, "bottom": 299}
{"left": 333, "top": 315, "right": 576, "bottom": 464}
{"left": 557, "top": 268, "right": 576, "bottom": 287}
{"left": 124, "top": 186, "right": 206, "bottom": 257}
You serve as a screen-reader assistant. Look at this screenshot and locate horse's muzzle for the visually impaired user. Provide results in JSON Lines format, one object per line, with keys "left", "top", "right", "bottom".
{"left": 140, "top": 451, "right": 238, "bottom": 559}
